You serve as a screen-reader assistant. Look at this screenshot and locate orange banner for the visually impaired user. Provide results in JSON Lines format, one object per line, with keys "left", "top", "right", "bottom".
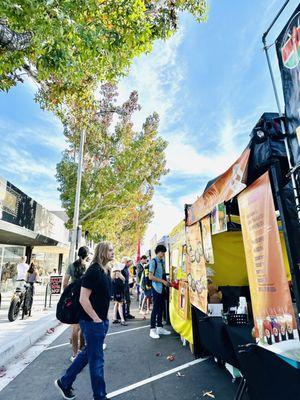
{"left": 186, "top": 223, "right": 207, "bottom": 313}
{"left": 238, "top": 172, "right": 295, "bottom": 343}
{"left": 187, "top": 148, "right": 250, "bottom": 225}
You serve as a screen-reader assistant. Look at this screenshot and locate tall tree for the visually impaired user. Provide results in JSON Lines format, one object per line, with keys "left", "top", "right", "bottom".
{"left": 0, "top": 1, "right": 207, "bottom": 99}
{"left": 56, "top": 84, "right": 168, "bottom": 253}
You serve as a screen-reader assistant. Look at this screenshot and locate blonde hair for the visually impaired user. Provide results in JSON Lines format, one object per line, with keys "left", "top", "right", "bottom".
{"left": 92, "top": 241, "right": 113, "bottom": 271}
{"left": 121, "top": 256, "right": 132, "bottom": 264}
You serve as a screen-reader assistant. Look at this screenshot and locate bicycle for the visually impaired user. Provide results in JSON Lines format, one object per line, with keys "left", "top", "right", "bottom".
{"left": 8, "top": 280, "right": 34, "bottom": 322}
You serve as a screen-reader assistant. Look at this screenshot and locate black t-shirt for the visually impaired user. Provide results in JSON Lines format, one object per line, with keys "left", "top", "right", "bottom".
{"left": 79, "top": 263, "right": 112, "bottom": 321}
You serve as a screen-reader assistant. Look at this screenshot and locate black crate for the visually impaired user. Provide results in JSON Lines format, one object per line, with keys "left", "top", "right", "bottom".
{"left": 223, "top": 313, "right": 248, "bottom": 326}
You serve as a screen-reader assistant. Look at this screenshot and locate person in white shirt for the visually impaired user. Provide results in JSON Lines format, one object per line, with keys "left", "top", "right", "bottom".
{"left": 16, "top": 256, "right": 29, "bottom": 281}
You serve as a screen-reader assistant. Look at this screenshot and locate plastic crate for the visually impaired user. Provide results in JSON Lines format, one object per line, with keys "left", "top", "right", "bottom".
{"left": 223, "top": 313, "right": 248, "bottom": 326}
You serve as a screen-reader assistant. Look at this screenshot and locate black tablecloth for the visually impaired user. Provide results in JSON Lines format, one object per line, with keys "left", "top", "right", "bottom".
{"left": 196, "top": 315, "right": 254, "bottom": 368}
{"left": 237, "top": 343, "right": 300, "bottom": 400}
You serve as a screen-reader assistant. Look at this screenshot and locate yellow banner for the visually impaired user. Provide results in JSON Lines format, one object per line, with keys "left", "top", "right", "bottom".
{"left": 186, "top": 222, "right": 207, "bottom": 313}
{"left": 238, "top": 172, "right": 295, "bottom": 342}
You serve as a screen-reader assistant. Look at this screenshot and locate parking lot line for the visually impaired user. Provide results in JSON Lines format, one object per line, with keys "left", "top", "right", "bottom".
{"left": 107, "top": 358, "right": 208, "bottom": 398}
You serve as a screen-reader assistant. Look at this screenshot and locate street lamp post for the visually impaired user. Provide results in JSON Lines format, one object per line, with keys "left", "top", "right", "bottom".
{"left": 69, "top": 130, "right": 86, "bottom": 263}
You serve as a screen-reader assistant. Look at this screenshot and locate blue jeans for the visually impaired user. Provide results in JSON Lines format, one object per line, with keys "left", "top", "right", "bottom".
{"left": 61, "top": 319, "right": 109, "bottom": 400}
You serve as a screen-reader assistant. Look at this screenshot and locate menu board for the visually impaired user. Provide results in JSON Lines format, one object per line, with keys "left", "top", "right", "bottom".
{"left": 186, "top": 223, "right": 207, "bottom": 313}
{"left": 238, "top": 172, "right": 295, "bottom": 343}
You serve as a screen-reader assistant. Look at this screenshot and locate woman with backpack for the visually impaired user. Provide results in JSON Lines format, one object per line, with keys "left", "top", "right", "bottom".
{"left": 63, "top": 246, "right": 89, "bottom": 362}
{"left": 55, "top": 241, "right": 114, "bottom": 400}
{"left": 112, "top": 263, "right": 127, "bottom": 326}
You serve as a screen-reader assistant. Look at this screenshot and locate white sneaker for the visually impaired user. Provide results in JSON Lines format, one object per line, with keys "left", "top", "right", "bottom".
{"left": 149, "top": 328, "right": 160, "bottom": 339}
{"left": 103, "top": 343, "right": 107, "bottom": 350}
{"left": 70, "top": 355, "right": 76, "bottom": 362}
{"left": 156, "top": 327, "right": 171, "bottom": 335}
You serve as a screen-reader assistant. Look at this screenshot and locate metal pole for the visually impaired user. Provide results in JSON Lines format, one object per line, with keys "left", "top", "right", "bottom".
{"left": 262, "top": 0, "right": 300, "bottom": 223}
{"left": 44, "top": 283, "right": 48, "bottom": 309}
{"left": 69, "top": 130, "right": 86, "bottom": 264}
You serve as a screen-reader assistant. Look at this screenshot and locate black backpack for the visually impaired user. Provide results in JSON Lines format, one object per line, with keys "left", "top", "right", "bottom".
{"left": 56, "top": 279, "right": 82, "bottom": 324}
{"left": 140, "top": 259, "right": 158, "bottom": 290}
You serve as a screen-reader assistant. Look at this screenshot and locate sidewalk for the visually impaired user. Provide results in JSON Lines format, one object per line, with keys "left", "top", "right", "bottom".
{"left": 0, "top": 285, "right": 61, "bottom": 366}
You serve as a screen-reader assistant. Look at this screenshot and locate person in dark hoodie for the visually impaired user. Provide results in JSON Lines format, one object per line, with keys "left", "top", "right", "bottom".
{"left": 121, "top": 257, "right": 135, "bottom": 320}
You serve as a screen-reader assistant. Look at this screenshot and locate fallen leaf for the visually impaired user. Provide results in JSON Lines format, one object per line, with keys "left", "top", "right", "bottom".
{"left": 203, "top": 391, "right": 215, "bottom": 398}
{"left": 0, "top": 367, "right": 7, "bottom": 378}
{"left": 167, "top": 355, "right": 175, "bottom": 361}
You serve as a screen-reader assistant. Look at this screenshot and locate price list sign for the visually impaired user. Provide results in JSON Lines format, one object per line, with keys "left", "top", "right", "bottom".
{"left": 238, "top": 172, "right": 295, "bottom": 338}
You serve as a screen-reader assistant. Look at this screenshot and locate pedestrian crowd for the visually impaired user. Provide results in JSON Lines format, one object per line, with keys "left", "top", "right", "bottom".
{"left": 55, "top": 242, "right": 171, "bottom": 400}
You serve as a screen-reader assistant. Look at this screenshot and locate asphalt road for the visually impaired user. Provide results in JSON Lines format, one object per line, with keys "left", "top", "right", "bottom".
{"left": 0, "top": 309, "right": 244, "bottom": 400}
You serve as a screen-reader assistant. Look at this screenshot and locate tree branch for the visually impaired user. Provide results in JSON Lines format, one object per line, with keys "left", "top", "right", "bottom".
{"left": 0, "top": 20, "right": 32, "bottom": 51}
{"left": 79, "top": 202, "right": 103, "bottom": 223}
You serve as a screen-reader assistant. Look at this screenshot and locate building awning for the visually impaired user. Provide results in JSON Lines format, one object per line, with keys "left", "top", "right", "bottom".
{"left": 0, "top": 220, "right": 63, "bottom": 247}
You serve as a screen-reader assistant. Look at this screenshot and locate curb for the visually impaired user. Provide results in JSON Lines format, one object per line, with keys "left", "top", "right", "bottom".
{"left": 0, "top": 311, "right": 60, "bottom": 367}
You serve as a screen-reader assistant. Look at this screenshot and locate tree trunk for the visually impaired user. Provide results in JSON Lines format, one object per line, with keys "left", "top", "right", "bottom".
{"left": 0, "top": 20, "right": 32, "bottom": 51}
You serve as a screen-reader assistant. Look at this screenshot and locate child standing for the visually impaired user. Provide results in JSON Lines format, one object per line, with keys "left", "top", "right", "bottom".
{"left": 112, "top": 264, "right": 127, "bottom": 326}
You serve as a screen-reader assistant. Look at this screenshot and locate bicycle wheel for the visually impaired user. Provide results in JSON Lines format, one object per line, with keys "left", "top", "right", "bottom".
{"left": 8, "top": 297, "right": 21, "bottom": 322}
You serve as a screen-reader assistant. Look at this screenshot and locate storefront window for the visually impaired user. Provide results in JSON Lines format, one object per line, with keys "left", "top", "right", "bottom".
{"left": 0, "top": 245, "right": 25, "bottom": 291}
{"left": 32, "top": 252, "right": 59, "bottom": 277}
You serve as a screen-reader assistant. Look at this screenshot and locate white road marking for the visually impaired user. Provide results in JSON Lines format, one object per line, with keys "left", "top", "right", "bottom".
{"left": 44, "top": 342, "right": 71, "bottom": 351}
{"left": 107, "top": 324, "right": 150, "bottom": 336}
{"left": 0, "top": 323, "right": 68, "bottom": 392}
{"left": 107, "top": 358, "right": 209, "bottom": 398}
{"left": 46, "top": 324, "right": 151, "bottom": 351}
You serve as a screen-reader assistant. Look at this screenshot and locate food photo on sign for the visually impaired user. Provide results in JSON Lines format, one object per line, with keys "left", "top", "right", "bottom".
{"left": 201, "top": 215, "right": 214, "bottom": 264}
{"left": 211, "top": 203, "right": 228, "bottom": 235}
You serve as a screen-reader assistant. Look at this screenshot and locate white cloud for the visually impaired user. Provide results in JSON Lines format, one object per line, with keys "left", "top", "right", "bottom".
{"left": 118, "top": 18, "right": 260, "bottom": 250}
{"left": 118, "top": 28, "right": 186, "bottom": 132}
{"left": 142, "top": 193, "right": 183, "bottom": 252}
{"left": 0, "top": 113, "right": 65, "bottom": 211}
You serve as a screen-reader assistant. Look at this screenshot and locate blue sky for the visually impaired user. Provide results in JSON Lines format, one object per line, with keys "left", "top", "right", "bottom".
{"left": 0, "top": 0, "right": 297, "bottom": 247}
